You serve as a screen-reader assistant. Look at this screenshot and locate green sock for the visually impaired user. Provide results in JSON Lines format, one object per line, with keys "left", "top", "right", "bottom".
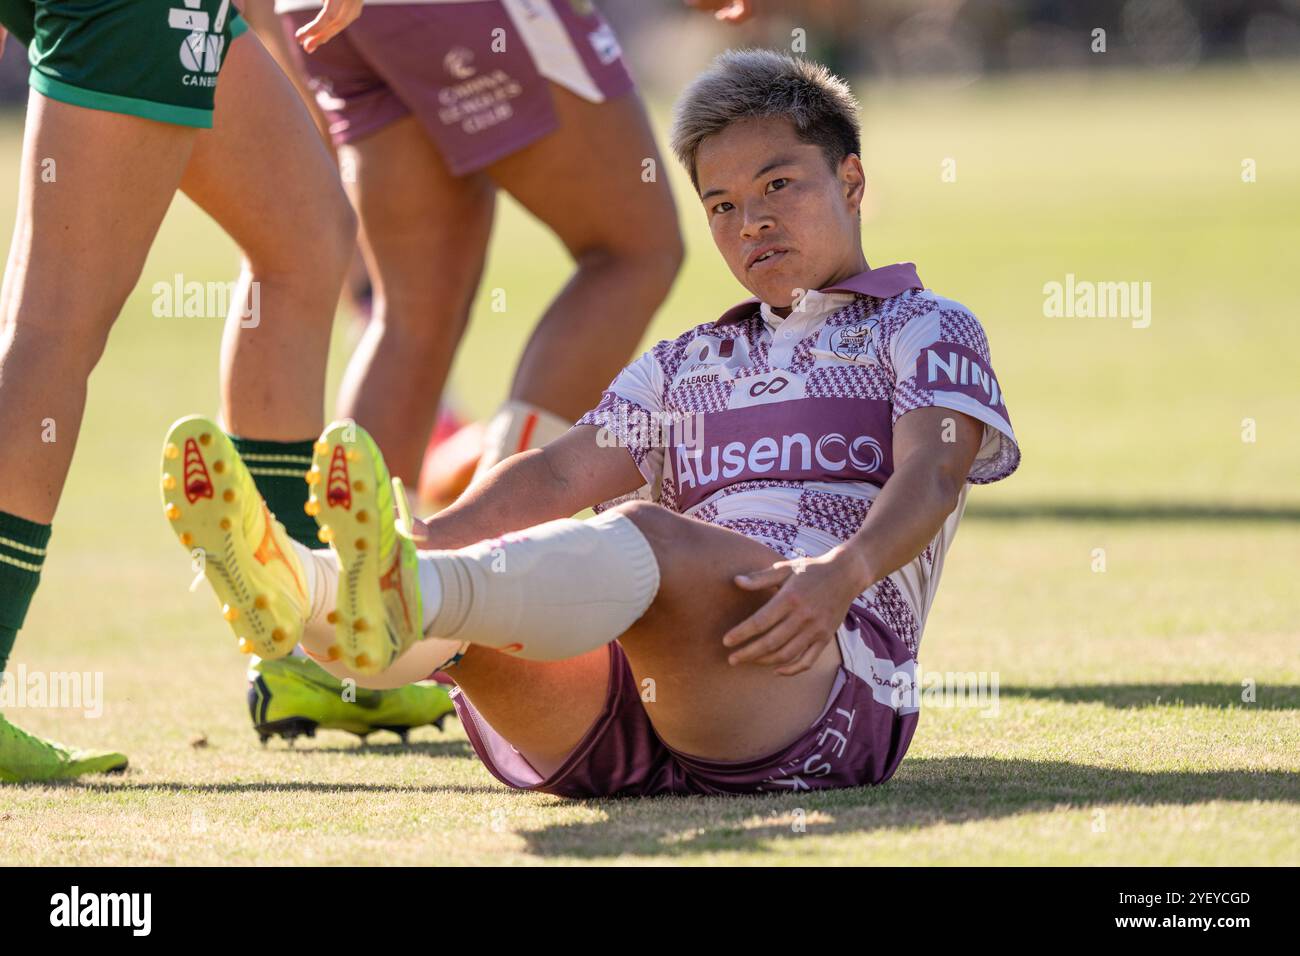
{"left": 229, "top": 436, "right": 318, "bottom": 548}
{"left": 0, "top": 510, "right": 52, "bottom": 675}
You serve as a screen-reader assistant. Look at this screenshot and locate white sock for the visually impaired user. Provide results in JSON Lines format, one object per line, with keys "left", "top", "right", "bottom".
{"left": 414, "top": 511, "right": 659, "bottom": 662}
{"left": 287, "top": 516, "right": 658, "bottom": 667}
{"left": 472, "top": 400, "right": 572, "bottom": 483}
{"left": 289, "top": 541, "right": 339, "bottom": 628}
{"left": 418, "top": 550, "right": 443, "bottom": 634}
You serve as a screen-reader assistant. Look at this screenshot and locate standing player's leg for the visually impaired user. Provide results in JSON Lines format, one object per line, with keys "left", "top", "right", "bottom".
{"left": 273, "top": 2, "right": 681, "bottom": 493}
{"left": 476, "top": 85, "right": 683, "bottom": 475}
{"left": 331, "top": 117, "right": 496, "bottom": 486}
{"left": 0, "top": 98, "right": 197, "bottom": 522}
{"left": 175, "top": 33, "right": 457, "bottom": 743}
{"left": 178, "top": 30, "right": 355, "bottom": 549}
{"left": 0, "top": 95, "right": 199, "bottom": 779}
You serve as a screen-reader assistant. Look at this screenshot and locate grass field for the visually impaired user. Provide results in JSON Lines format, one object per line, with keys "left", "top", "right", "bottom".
{"left": 1, "top": 63, "right": 1297, "bottom": 865}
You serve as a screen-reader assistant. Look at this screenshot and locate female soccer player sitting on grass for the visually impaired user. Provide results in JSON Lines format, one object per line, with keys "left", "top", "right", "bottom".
{"left": 162, "top": 49, "right": 1020, "bottom": 796}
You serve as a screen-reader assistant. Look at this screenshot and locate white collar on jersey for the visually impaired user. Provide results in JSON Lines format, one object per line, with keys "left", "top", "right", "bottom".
{"left": 757, "top": 290, "right": 856, "bottom": 330}
{"left": 714, "top": 261, "right": 924, "bottom": 327}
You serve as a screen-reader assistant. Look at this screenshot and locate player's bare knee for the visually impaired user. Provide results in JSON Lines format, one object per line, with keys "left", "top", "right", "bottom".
{"left": 371, "top": 249, "right": 484, "bottom": 344}
{"left": 313, "top": 190, "right": 358, "bottom": 282}
{"left": 369, "top": 306, "right": 468, "bottom": 359}
{"left": 644, "top": 215, "right": 686, "bottom": 284}
{"left": 3, "top": 306, "right": 117, "bottom": 377}
{"left": 639, "top": 239, "right": 684, "bottom": 300}
{"left": 624, "top": 192, "right": 685, "bottom": 288}
{"left": 608, "top": 500, "right": 681, "bottom": 557}
{"left": 250, "top": 190, "right": 355, "bottom": 290}
{"left": 574, "top": 230, "right": 683, "bottom": 301}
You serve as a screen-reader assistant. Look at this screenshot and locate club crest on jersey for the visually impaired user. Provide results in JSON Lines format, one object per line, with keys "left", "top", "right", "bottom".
{"left": 826, "top": 321, "right": 879, "bottom": 364}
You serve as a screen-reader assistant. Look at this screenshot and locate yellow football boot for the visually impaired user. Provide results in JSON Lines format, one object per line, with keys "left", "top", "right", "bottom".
{"left": 160, "top": 415, "right": 307, "bottom": 659}
{"left": 306, "top": 421, "right": 422, "bottom": 676}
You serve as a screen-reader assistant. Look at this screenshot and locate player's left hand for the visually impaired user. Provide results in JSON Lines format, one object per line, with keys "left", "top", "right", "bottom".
{"left": 723, "top": 548, "right": 864, "bottom": 676}
{"left": 295, "top": 0, "right": 363, "bottom": 53}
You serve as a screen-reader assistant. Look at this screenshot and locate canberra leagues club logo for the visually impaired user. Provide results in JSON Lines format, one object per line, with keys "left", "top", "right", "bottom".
{"left": 444, "top": 46, "right": 477, "bottom": 80}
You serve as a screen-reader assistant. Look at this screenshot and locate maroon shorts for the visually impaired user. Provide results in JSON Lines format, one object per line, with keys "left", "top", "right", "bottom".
{"left": 452, "top": 605, "right": 920, "bottom": 798}
{"left": 281, "top": 0, "right": 635, "bottom": 174}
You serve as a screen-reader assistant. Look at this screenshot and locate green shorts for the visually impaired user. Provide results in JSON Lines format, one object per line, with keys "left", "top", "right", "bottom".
{"left": 0, "top": 0, "right": 248, "bottom": 128}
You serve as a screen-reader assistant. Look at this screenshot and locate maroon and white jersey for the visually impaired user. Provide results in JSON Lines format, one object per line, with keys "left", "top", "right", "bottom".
{"left": 577, "top": 262, "right": 1020, "bottom": 661}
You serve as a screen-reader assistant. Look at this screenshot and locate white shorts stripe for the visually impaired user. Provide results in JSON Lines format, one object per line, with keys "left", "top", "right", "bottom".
{"left": 501, "top": 0, "right": 605, "bottom": 103}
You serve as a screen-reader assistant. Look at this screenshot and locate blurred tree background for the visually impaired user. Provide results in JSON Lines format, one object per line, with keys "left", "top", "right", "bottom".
{"left": 3, "top": 1, "right": 1299, "bottom": 108}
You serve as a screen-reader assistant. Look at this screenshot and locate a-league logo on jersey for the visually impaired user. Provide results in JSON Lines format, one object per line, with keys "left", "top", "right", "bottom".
{"left": 829, "top": 321, "right": 878, "bottom": 363}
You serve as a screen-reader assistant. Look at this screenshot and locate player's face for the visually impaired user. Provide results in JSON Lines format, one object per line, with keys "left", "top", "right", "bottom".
{"left": 695, "top": 116, "right": 866, "bottom": 313}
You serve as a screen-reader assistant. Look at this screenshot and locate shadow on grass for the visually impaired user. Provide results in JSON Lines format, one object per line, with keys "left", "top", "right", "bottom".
{"left": 275, "top": 738, "right": 475, "bottom": 758}
{"left": 997, "top": 683, "right": 1298, "bottom": 710}
{"left": 517, "top": 758, "right": 1300, "bottom": 860}
{"left": 16, "top": 778, "right": 500, "bottom": 796}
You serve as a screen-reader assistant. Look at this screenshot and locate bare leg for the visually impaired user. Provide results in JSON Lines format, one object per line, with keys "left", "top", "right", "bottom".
{"left": 448, "top": 502, "right": 842, "bottom": 773}
{"left": 331, "top": 117, "right": 496, "bottom": 483}
{"left": 179, "top": 32, "right": 355, "bottom": 441}
{"left": 613, "top": 503, "right": 842, "bottom": 760}
{"left": 487, "top": 85, "right": 683, "bottom": 421}
{"left": 0, "top": 95, "right": 197, "bottom": 522}
{"left": 332, "top": 85, "right": 679, "bottom": 488}
{"left": 451, "top": 646, "right": 610, "bottom": 776}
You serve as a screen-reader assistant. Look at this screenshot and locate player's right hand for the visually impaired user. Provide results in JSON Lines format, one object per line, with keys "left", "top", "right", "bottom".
{"left": 683, "top": 0, "right": 755, "bottom": 24}
{"left": 723, "top": 549, "right": 862, "bottom": 676}
{"left": 295, "top": 0, "right": 363, "bottom": 53}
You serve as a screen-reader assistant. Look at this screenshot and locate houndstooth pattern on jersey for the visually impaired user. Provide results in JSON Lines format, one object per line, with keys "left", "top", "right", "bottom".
{"left": 576, "top": 281, "right": 1019, "bottom": 660}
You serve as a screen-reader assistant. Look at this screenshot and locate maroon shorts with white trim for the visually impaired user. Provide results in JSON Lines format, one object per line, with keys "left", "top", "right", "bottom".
{"left": 451, "top": 605, "right": 920, "bottom": 798}
{"left": 281, "top": 0, "right": 635, "bottom": 174}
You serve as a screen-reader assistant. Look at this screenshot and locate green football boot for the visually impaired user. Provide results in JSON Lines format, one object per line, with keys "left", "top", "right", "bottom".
{"left": 247, "top": 656, "right": 455, "bottom": 745}
{"left": 0, "top": 713, "right": 128, "bottom": 782}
